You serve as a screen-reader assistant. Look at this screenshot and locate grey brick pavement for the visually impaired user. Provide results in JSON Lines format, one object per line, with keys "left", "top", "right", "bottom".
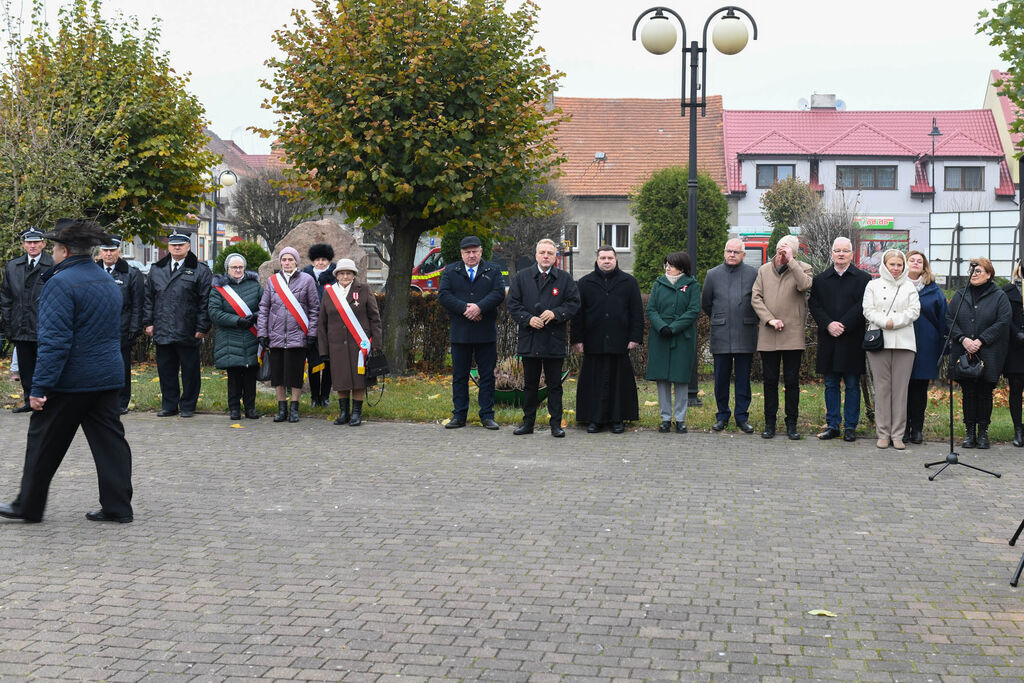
{"left": 1, "top": 412, "right": 1024, "bottom": 681}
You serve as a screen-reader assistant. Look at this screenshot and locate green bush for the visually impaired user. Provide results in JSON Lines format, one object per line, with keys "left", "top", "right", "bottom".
{"left": 766, "top": 224, "right": 790, "bottom": 259}
{"left": 212, "top": 241, "right": 271, "bottom": 275}
{"left": 630, "top": 166, "right": 729, "bottom": 290}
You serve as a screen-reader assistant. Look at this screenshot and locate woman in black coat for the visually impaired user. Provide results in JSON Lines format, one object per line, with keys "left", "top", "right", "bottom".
{"left": 1003, "top": 262, "right": 1024, "bottom": 447}
{"left": 947, "top": 257, "right": 1011, "bottom": 449}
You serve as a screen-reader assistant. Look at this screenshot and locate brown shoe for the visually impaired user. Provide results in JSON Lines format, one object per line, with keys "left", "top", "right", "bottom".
{"left": 875, "top": 437, "right": 889, "bottom": 449}
{"left": 891, "top": 439, "right": 905, "bottom": 450}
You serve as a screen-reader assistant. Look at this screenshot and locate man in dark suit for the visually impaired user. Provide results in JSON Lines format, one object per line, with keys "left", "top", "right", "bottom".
{"left": 438, "top": 235, "right": 507, "bottom": 429}
{"left": 808, "top": 236, "right": 871, "bottom": 442}
{"left": 97, "top": 235, "right": 144, "bottom": 414}
{"left": 142, "top": 230, "right": 212, "bottom": 418}
{"left": 0, "top": 219, "right": 133, "bottom": 524}
{"left": 0, "top": 228, "right": 55, "bottom": 413}
{"left": 507, "top": 238, "right": 580, "bottom": 437}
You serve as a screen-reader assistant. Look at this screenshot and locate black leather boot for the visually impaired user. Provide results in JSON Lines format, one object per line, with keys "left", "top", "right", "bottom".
{"left": 334, "top": 397, "right": 350, "bottom": 425}
{"left": 977, "top": 425, "right": 990, "bottom": 449}
{"left": 273, "top": 400, "right": 288, "bottom": 422}
{"left": 349, "top": 400, "right": 363, "bottom": 426}
{"left": 1014, "top": 425, "right": 1024, "bottom": 448}
{"left": 288, "top": 400, "right": 300, "bottom": 423}
{"left": 962, "top": 423, "right": 977, "bottom": 449}
{"left": 761, "top": 420, "right": 776, "bottom": 439}
{"left": 229, "top": 406, "right": 241, "bottom": 420}
{"left": 785, "top": 418, "right": 801, "bottom": 440}
{"left": 244, "top": 406, "right": 260, "bottom": 419}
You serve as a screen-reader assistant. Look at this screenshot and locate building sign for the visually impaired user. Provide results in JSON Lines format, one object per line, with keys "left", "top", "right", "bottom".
{"left": 854, "top": 216, "right": 895, "bottom": 229}
{"left": 857, "top": 230, "right": 910, "bottom": 277}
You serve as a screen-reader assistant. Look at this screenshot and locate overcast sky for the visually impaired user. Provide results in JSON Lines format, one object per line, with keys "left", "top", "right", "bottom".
{"left": 10, "top": 0, "right": 1008, "bottom": 154}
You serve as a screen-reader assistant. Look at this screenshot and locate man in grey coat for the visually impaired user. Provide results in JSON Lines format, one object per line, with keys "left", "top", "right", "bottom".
{"left": 701, "top": 238, "right": 759, "bottom": 433}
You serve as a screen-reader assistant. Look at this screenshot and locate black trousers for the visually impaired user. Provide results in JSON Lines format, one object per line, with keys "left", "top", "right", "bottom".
{"left": 522, "top": 356, "right": 564, "bottom": 426}
{"left": 450, "top": 341, "right": 498, "bottom": 421}
{"left": 959, "top": 378, "right": 996, "bottom": 427}
{"left": 760, "top": 349, "right": 802, "bottom": 423}
{"left": 226, "top": 366, "right": 258, "bottom": 411}
{"left": 16, "top": 389, "right": 133, "bottom": 522}
{"left": 906, "top": 378, "right": 930, "bottom": 432}
{"left": 307, "top": 346, "right": 331, "bottom": 402}
{"left": 119, "top": 343, "right": 133, "bottom": 410}
{"left": 1009, "top": 374, "right": 1024, "bottom": 428}
{"left": 155, "top": 343, "right": 201, "bottom": 412}
{"left": 14, "top": 340, "right": 37, "bottom": 403}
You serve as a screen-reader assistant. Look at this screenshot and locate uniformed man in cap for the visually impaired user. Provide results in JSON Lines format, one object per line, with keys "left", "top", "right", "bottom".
{"left": 438, "top": 235, "right": 507, "bottom": 429}
{"left": 0, "top": 218, "right": 134, "bottom": 524}
{"left": 142, "top": 230, "right": 212, "bottom": 417}
{"left": 1, "top": 228, "right": 55, "bottom": 413}
{"left": 97, "top": 235, "right": 144, "bottom": 414}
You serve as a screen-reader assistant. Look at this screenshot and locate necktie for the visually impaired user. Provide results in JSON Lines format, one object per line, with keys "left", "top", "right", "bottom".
{"left": 467, "top": 267, "right": 474, "bottom": 282}
{"left": 172, "top": 261, "right": 179, "bottom": 273}
{"left": 107, "top": 266, "right": 113, "bottom": 275}
{"left": 28, "top": 258, "right": 35, "bottom": 270}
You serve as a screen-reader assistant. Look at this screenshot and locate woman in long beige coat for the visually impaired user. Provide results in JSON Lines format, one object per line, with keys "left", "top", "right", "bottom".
{"left": 317, "top": 259, "right": 382, "bottom": 426}
{"left": 751, "top": 235, "right": 813, "bottom": 440}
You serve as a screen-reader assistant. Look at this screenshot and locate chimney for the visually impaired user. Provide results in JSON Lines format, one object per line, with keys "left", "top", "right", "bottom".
{"left": 810, "top": 93, "right": 837, "bottom": 110}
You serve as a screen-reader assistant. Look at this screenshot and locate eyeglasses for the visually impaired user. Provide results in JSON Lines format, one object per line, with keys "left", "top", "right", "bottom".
{"left": 228, "top": 265, "right": 244, "bottom": 270}
{"left": 832, "top": 249, "right": 852, "bottom": 254}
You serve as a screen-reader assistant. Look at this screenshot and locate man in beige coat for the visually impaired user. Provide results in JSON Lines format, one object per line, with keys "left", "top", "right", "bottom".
{"left": 751, "top": 235, "right": 813, "bottom": 439}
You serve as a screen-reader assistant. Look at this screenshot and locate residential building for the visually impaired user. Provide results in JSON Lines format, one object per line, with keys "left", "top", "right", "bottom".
{"left": 983, "top": 69, "right": 1022, "bottom": 184}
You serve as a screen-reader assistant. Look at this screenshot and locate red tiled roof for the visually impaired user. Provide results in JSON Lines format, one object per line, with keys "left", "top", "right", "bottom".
{"left": 993, "top": 70, "right": 1023, "bottom": 148}
{"left": 553, "top": 97, "right": 727, "bottom": 197}
{"left": 723, "top": 109, "right": 1006, "bottom": 195}
{"left": 997, "top": 159, "right": 1016, "bottom": 196}
{"left": 910, "top": 159, "right": 933, "bottom": 195}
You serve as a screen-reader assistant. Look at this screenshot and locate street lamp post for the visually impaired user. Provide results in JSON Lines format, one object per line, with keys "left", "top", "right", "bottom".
{"left": 210, "top": 169, "right": 237, "bottom": 265}
{"left": 633, "top": 5, "right": 757, "bottom": 405}
{"left": 928, "top": 118, "right": 942, "bottom": 215}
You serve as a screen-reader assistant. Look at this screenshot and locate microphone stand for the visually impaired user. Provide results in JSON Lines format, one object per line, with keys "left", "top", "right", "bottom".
{"left": 925, "top": 263, "right": 1001, "bottom": 480}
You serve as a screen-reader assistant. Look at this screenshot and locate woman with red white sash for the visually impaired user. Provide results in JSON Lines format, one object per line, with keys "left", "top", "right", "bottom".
{"left": 317, "top": 258, "right": 382, "bottom": 426}
{"left": 209, "top": 253, "right": 263, "bottom": 420}
{"left": 257, "top": 246, "right": 319, "bottom": 423}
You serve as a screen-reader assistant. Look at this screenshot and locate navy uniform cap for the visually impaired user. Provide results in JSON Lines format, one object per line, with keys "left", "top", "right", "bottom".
{"left": 166, "top": 230, "right": 191, "bottom": 244}
{"left": 20, "top": 228, "right": 45, "bottom": 242}
{"left": 100, "top": 235, "right": 122, "bottom": 249}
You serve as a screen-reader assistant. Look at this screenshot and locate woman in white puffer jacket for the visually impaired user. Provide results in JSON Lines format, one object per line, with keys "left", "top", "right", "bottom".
{"left": 862, "top": 249, "right": 921, "bottom": 450}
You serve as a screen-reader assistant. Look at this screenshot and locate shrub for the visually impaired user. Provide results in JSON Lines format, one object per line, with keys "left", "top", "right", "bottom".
{"left": 213, "top": 241, "right": 271, "bottom": 275}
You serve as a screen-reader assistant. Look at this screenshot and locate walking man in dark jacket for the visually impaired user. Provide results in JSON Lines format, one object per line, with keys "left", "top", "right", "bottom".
{"left": 507, "top": 239, "right": 580, "bottom": 437}
{"left": 701, "top": 238, "right": 759, "bottom": 433}
{"left": 143, "top": 230, "right": 213, "bottom": 417}
{"left": 97, "top": 235, "right": 144, "bottom": 414}
{"left": 0, "top": 228, "right": 55, "bottom": 413}
{"left": 438, "top": 235, "right": 507, "bottom": 430}
{"left": 571, "top": 246, "right": 643, "bottom": 433}
{"left": 808, "top": 237, "right": 871, "bottom": 442}
{"left": 0, "top": 219, "right": 133, "bottom": 524}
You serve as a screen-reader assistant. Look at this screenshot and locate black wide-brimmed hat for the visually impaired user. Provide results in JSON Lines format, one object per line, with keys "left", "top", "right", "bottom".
{"left": 40, "top": 219, "right": 112, "bottom": 250}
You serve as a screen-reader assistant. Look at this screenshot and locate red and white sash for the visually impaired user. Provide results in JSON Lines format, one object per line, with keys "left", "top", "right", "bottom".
{"left": 270, "top": 273, "right": 309, "bottom": 334}
{"left": 215, "top": 284, "right": 257, "bottom": 336}
{"left": 325, "top": 283, "right": 371, "bottom": 374}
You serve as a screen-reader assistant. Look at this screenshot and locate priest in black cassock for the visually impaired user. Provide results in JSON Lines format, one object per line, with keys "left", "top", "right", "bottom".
{"left": 571, "top": 246, "right": 644, "bottom": 433}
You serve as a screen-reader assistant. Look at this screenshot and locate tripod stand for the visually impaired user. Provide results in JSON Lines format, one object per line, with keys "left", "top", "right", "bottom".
{"left": 925, "top": 263, "right": 1001, "bottom": 480}
{"left": 1009, "top": 518, "right": 1024, "bottom": 586}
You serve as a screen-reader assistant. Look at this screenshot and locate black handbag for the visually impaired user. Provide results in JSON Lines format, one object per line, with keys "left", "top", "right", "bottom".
{"left": 365, "top": 350, "right": 389, "bottom": 379}
{"left": 862, "top": 283, "right": 901, "bottom": 352}
{"left": 953, "top": 352, "right": 984, "bottom": 380}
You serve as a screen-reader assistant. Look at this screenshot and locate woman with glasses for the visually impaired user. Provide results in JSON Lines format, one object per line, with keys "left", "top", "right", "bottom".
{"left": 208, "top": 253, "right": 263, "bottom": 420}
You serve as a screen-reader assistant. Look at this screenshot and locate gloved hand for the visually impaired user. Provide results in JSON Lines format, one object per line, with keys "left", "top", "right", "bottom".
{"left": 307, "top": 336, "right": 318, "bottom": 350}
{"left": 257, "top": 336, "right": 270, "bottom": 348}
{"left": 1016, "top": 329, "right": 1024, "bottom": 345}
{"left": 239, "top": 314, "right": 257, "bottom": 328}
{"left": 658, "top": 325, "right": 673, "bottom": 338}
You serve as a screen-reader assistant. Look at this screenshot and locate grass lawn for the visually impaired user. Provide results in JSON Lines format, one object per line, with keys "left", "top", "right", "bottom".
{"left": 0, "top": 356, "right": 1015, "bottom": 442}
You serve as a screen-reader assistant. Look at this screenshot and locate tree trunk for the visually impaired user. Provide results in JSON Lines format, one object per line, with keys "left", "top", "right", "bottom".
{"left": 382, "top": 223, "right": 424, "bottom": 374}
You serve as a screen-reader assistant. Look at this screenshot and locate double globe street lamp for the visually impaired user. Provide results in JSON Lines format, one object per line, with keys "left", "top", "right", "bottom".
{"left": 209, "top": 169, "right": 237, "bottom": 265}
{"left": 632, "top": 5, "right": 757, "bottom": 404}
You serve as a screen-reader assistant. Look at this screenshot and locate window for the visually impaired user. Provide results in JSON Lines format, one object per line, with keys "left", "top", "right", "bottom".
{"left": 598, "top": 223, "right": 629, "bottom": 250}
{"left": 836, "top": 165, "right": 897, "bottom": 190}
{"left": 756, "top": 164, "right": 795, "bottom": 188}
{"left": 561, "top": 224, "right": 579, "bottom": 252}
{"left": 119, "top": 240, "right": 134, "bottom": 258}
{"left": 945, "top": 166, "right": 984, "bottom": 191}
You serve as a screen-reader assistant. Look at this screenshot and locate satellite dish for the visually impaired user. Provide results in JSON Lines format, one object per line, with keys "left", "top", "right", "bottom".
{"left": 835, "top": 99, "right": 847, "bottom": 111}
{"left": 797, "top": 97, "right": 809, "bottom": 110}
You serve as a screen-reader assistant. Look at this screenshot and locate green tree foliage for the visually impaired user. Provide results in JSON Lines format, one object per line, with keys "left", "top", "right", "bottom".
{"left": 0, "top": 0, "right": 217, "bottom": 259}
{"left": 979, "top": 4, "right": 1024, "bottom": 154}
{"left": 439, "top": 224, "right": 494, "bottom": 265}
{"left": 766, "top": 224, "right": 791, "bottom": 260}
{"left": 759, "top": 176, "right": 819, "bottom": 232}
{"left": 259, "top": 0, "right": 566, "bottom": 372}
{"left": 212, "top": 240, "right": 272, "bottom": 276}
{"left": 630, "top": 166, "right": 729, "bottom": 290}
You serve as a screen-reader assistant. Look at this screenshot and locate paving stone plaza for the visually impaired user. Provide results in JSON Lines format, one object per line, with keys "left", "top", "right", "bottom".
{"left": 1, "top": 413, "right": 1024, "bottom": 680}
